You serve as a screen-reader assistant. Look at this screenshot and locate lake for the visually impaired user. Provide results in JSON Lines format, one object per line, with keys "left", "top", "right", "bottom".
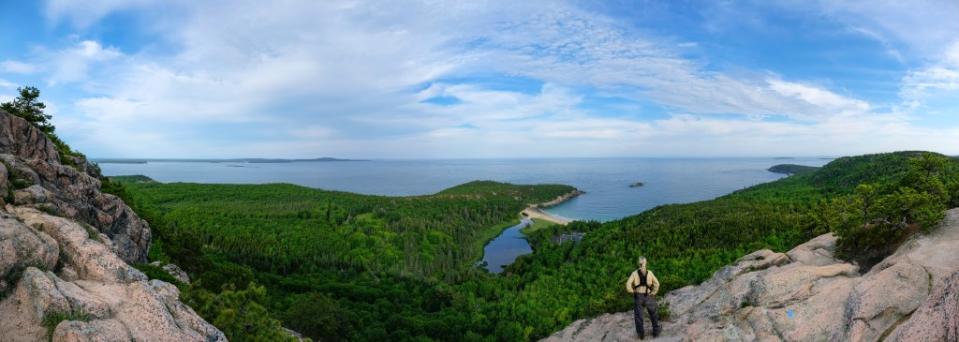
{"left": 481, "top": 219, "right": 534, "bottom": 273}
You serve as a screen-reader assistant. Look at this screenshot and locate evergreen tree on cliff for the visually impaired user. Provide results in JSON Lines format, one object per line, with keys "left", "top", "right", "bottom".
{"left": 1, "top": 86, "right": 55, "bottom": 134}
{"left": 1, "top": 85, "right": 86, "bottom": 164}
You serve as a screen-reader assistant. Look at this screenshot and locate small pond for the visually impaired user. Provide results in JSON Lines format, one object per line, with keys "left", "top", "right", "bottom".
{"left": 481, "top": 218, "right": 533, "bottom": 273}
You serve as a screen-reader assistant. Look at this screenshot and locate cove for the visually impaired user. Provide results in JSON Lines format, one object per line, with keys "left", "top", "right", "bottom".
{"left": 481, "top": 218, "right": 533, "bottom": 273}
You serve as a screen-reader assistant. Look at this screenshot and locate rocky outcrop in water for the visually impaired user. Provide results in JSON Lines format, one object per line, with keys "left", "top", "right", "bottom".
{"left": 0, "top": 110, "right": 224, "bottom": 341}
{"left": 544, "top": 208, "right": 959, "bottom": 342}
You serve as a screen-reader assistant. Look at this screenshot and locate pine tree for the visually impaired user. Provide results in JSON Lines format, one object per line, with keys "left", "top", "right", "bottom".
{"left": 1, "top": 86, "right": 55, "bottom": 134}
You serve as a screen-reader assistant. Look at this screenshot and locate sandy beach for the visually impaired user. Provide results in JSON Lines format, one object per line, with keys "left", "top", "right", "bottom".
{"left": 521, "top": 190, "right": 583, "bottom": 225}
{"left": 522, "top": 206, "right": 572, "bottom": 225}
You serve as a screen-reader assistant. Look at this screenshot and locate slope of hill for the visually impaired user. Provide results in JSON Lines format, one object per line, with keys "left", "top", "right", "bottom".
{"left": 112, "top": 177, "right": 577, "bottom": 340}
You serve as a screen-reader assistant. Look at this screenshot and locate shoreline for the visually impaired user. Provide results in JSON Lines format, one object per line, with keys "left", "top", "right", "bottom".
{"left": 521, "top": 190, "right": 584, "bottom": 226}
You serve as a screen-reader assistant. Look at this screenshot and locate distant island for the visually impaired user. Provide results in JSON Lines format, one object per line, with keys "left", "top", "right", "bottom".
{"left": 92, "top": 157, "right": 367, "bottom": 164}
{"left": 629, "top": 181, "right": 644, "bottom": 188}
{"left": 768, "top": 164, "right": 820, "bottom": 175}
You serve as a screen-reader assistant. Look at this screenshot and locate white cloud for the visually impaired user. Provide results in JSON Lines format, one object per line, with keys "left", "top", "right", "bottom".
{"left": 900, "top": 41, "right": 959, "bottom": 106}
{"left": 460, "top": 7, "right": 877, "bottom": 122}
{"left": 0, "top": 79, "right": 17, "bottom": 89}
{"left": 767, "top": 79, "right": 870, "bottom": 116}
{"left": 846, "top": 26, "right": 905, "bottom": 63}
{"left": 764, "top": 0, "right": 959, "bottom": 121}
{"left": 48, "top": 40, "right": 122, "bottom": 85}
{"left": 793, "top": 0, "right": 959, "bottom": 57}
{"left": 27, "top": 0, "right": 959, "bottom": 158}
{"left": 902, "top": 67, "right": 959, "bottom": 99}
{"left": 290, "top": 126, "right": 335, "bottom": 139}
{"left": 947, "top": 43, "right": 959, "bottom": 67}
{"left": 1, "top": 60, "right": 38, "bottom": 74}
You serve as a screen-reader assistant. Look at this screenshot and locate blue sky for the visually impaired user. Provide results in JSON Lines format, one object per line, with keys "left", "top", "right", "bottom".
{"left": 1, "top": 0, "right": 957, "bottom": 158}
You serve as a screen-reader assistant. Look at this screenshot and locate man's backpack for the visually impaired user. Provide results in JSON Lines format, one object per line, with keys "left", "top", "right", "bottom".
{"left": 632, "top": 269, "right": 650, "bottom": 295}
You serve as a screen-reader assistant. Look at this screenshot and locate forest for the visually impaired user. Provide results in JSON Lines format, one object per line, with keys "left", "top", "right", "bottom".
{"left": 110, "top": 151, "right": 959, "bottom": 341}
{"left": 109, "top": 178, "right": 578, "bottom": 340}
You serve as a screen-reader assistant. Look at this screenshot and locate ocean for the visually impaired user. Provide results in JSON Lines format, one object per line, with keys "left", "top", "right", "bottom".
{"left": 98, "top": 157, "right": 828, "bottom": 222}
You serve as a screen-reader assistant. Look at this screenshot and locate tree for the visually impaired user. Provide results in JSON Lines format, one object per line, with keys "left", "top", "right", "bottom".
{"left": 186, "top": 283, "right": 303, "bottom": 342}
{"left": 1, "top": 86, "right": 55, "bottom": 134}
{"left": 282, "top": 293, "right": 352, "bottom": 341}
{"left": 831, "top": 154, "right": 952, "bottom": 269}
{"left": 1, "top": 86, "right": 86, "bottom": 164}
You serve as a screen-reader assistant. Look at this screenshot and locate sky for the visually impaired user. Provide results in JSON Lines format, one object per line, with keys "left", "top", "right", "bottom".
{"left": 0, "top": 0, "right": 957, "bottom": 159}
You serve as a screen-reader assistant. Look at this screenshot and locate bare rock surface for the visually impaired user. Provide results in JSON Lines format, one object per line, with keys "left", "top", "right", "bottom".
{"left": 0, "top": 110, "right": 150, "bottom": 264}
{"left": 885, "top": 270, "right": 959, "bottom": 341}
{"left": 0, "top": 208, "right": 225, "bottom": 341}
{"left": 543, "top": 208, "right": 959, "bottom": 342}
{"left": 150, "top": 261, "right": 191, "bottom": 284}
{"left": 0, "top": 113, "right": 59, "bottom": 164}
{"left": 0, "top": 110, "right": 224, "bottom": 341}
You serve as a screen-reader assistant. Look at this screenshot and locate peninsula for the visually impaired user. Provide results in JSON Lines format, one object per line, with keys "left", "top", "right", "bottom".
{"left": 521, "top": 189, "right": 584, "bottom": 225}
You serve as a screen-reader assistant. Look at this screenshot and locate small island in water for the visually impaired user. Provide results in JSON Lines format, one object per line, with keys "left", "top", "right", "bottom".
{"left": 768, "top": 164, "right": 820, "bottom": 175}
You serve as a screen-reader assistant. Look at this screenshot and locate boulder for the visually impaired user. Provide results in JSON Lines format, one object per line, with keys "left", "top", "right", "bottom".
{"left": 150, "top": 261, "right": 191, "bottom": 284}
{"left": 0, "top": 212, "right": 59, "bottom": 290}
{"left": 0, "top": 112, "right": 59, "bottom": 163}
{"left": 0, "top": 206, "right": 217, "bottom": 342}
{"left": 785, "top": 233, "right": 840, "bottom": 266}
{"left": 1, "top": 268, "right": 225, "bottom": 342}
{"left": 11, "top": 207, "right": 146, "bottom": 284}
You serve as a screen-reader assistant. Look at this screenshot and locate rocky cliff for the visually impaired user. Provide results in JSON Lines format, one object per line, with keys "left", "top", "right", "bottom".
{"left": 0, "top": 110, "right": 225, "bottom": 341}
{"left": 545, "top": 208, "right": 959, "bottom": 342}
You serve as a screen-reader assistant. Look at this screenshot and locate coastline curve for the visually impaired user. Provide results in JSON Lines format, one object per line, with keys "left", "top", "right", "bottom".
{"left": 522, "top": 190, "right": 584, "bottom": 225}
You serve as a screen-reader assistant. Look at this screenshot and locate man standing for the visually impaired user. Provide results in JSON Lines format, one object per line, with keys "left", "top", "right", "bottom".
{"left": 625, "top": 256, "right": 661, "bottom": 339}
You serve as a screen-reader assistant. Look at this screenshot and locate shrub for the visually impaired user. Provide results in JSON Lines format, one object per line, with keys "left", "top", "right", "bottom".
{"left": 42, "top": 309, "right": 91, "bottom": 341}
{"left": 829, "top": 153, "right": 955, "bottom": 270}
{"left": 282, "top": 292, "right": 351, "bottom": 341}
{"left": 185, "top": 283, "right": 303, "bottom": 342}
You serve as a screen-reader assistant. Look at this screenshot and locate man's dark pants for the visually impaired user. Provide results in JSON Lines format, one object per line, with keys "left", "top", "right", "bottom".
{"left": 633, "top": 293, "right": 660, "bottom": 337}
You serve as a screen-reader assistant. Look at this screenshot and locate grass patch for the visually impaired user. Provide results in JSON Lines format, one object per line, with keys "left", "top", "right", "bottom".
{"left": 42, "top": 309, "right": 91, "bottom": 341}
{"left": 522, "top": 218, "right": 558, "bottom": 234}
{"left": 80, "top": 223, "right": 103, "bottom": 243}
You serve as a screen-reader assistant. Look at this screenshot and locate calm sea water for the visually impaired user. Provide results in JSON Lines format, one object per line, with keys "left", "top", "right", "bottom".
{"left": 99, "top": 157, "right": 828, "bottom": 222}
